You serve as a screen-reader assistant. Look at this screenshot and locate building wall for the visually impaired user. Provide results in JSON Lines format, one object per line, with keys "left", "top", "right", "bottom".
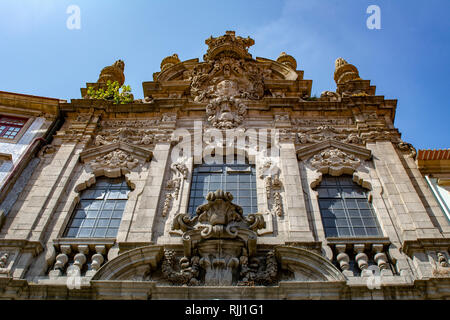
{"left": 0, "top": 33, "right": 449, "bottom": 299}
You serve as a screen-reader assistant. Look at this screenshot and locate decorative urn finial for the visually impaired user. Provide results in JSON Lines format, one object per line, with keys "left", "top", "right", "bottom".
{"left": 277, "top": 52, "right": 297, "bottom": 70}
{"left": 333, "top": 57, "right": 360, "bottom": 85}
{"left": 97, "top": 59, "right": 126, "bottom": 86}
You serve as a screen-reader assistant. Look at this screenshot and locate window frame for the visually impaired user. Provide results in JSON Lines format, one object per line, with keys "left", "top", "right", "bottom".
{"left": 316, "top": 174, "right": 383, "bottom": 238}
{"left": 0, "top": 114, "right": 33, "bottom": 144}
{"left": 188, "top": 157, "right": 257, "bottom": 216}
{"left": 63, "top": 177, "right": 131, "bottom": 239}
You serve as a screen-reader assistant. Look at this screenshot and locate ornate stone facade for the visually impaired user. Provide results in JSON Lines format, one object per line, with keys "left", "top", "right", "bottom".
{"left": 0, "top": 31, "right": 449, "bottom": 300}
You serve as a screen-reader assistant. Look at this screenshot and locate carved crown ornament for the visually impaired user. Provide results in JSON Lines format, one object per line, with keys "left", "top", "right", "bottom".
{"left": 80, "top": 142, "right": 152, "bottom": 176}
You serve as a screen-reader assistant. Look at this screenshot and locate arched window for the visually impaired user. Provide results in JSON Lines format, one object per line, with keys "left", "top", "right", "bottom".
{"left": 188, "top": 156, "right": 257, "bottom": 215}
{"left": 316, "top": 175, "right": 382, "bottom": 237}
{"left": 64, "top": 177, "right": 130, "bottom": 238}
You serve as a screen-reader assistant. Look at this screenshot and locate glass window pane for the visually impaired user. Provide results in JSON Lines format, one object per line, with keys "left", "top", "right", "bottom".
{"left": 321, "top": 209, "right": 334, "bottom": 218}
{"left": 100, "top": 210, "right": 113, "bottom": 218}
{"left": 327, "top": 188, "right": 340, "bottom": 198}
{"left": 353, "top": 227, "right": 366, "bottom": 236}
{"left": 93, "top": 228, "right": 107, "bottom": 237}
{"left": 348, "top": 209, "right": 360, "bottom": 217}
{"left": 112, "top": 210, "right": 123, "bottom": 218}
{"left": 87, "top": 211, "right": 98, "bottom": 218}
{"left": 330, "top": 200, "right": 343, "bottom": 209}
{"left": 325, "top": 227, "right": 338, "bottom": 237}
{"left": 366, "top": 227, "right": 381, "bottom": 236}
{"left": 78, "top": 228, "right": 92, "bottom": 237}
{"left": 109, "top": 219, "right": 121, "bottom": 228}
{"left": 316, "top": 175, "right": 381, "bottom": 239}
{"left": 363, "top": 218, "right": 377, "bottom": 227}
{"left": 74, "top": 210, "right": 87, "bottom": 219}
{"left": 82, "top": 219, "right": 95, "bottom": 227}
{"left": 346, "top": 199, "right": 358, "bottom": 209}
{"left": 66, "top": 228, "right": 79, "bottom": 237}
{"left": 106, "top": 228, "right": 118, "bottom": 237}
{"left": 338, "top": 227, "right": 351, "bottom": 236}
{"left": 65, "top": 177, "right": 129, "bottom": 238}
{"left": 360, "top": 209, "right": 373, "bottom": 217}
{"left": 239, "top": 190, "right": 251, "bottom": 197}
{"left": 350, "top": 218, "right": 364, "bottom": 227}
{"left": 336, "top": 219, "right": 349, "bottom": 227}
{"left": 97, "top": 219, "right": 110, "bottom": 227}
{"left": 103, "top": 202, "right": 115, "bottom": 210}
{"left": 357, "top": 200, "right": 370, "bottom": 209}
{"left": 319, "top": 200, "right": 332, "bottom": 209}
{"left": 323, "top": 218, "right": 337, "bottom": 228}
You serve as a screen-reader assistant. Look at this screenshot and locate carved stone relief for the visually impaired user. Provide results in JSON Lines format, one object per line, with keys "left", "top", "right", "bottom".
{"left": 162, "top": 157, "right": 189, "bottom": 217}
{"left": 310, "top": 148, "right": 361, "bottom": 175}
{"left": 166, "top": 190, "right": 270, "bottom": 285}
{"left": 259, "top": 158, "right": 284, "bottom": 217}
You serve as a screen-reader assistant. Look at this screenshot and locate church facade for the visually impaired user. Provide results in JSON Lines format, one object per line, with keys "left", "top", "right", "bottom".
{"left": 0, "top": 31, "right": 449, "bottom": 299}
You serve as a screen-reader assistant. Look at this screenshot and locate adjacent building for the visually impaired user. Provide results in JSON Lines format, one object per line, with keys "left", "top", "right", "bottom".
{"left": 0, "top": 91, "right": 63, "bottom": 228}
{"left": 0, "top": 31, "right": 449, "bottom": 299}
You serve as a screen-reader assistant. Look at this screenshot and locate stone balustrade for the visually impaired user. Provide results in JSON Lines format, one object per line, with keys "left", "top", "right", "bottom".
{"left": 49, "top": 239, "right": 115, "bottom": 278}
{"left": 327, "top": 238, "right": 394, "bottom": 278}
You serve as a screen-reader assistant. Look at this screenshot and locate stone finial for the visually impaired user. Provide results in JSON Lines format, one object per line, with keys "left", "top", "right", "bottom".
{"left": 160, "top": 54, "right": 181, "bottom": 71}
{"left": 277, "top": 52, "right": 297, "bottom": 70}
{"left": 97, "top": 59, "right": 126, "bottom": 86}
{"left": 203, "top": 31, "right": 255, "bottom": 61}
{"left": 334, "top": 57, "right": 360, "bottom": 85}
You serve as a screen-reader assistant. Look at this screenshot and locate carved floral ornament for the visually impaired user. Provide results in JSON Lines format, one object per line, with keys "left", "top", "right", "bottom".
{"left": 310, "top": 148, "right": 361, "bottom": 176}
{"left": 297, "top": 140, "right": 372, "bottom": 182}
{"left": 80, "top": 142, "right": 152, "bottom": 176}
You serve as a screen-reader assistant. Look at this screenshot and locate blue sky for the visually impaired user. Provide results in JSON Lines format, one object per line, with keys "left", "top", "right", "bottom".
{"left": 0, "top": 0, "right": 448, "bottom": 149}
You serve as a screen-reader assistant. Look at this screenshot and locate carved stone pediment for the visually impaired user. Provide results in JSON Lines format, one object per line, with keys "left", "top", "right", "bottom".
{"left": 80, "top": 142, "right": 152, "bottom": 175}
{"left": 297, "top": 140, "right": 372, "bottom": 177}
{"left": 297, "top": 139, "right": 371, "bottom": 162}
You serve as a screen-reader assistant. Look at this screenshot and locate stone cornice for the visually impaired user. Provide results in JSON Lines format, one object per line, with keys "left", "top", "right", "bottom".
{"left": 402, "top": 238, "right": 450, "bottom": 256}
{"left": 0, "top": 239, "right": 43, "bottom": 256}
{"left": 0, "top": 91, "right": 62, "bottom": 117}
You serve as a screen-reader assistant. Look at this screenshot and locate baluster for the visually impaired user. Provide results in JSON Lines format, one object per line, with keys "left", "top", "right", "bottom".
{"left": 372, "top": 244, "right": 393, "bottom": 276}
{"left": 336, "top": 244, "right": 353, "bottom": 276}
{"left": 354, "top": 244, "right": 371, "bottom": 276}
{"left": 87, "top": 245, "right": 106, "bottom": 276}
{"left": 50, "top": 245, "right": 71, "bottom": 277}
{"left": 73, "top": 245, "right": 89, "bottom": 272}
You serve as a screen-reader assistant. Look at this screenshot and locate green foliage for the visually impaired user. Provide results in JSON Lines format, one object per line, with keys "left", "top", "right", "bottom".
{"left": 305, "top": 95, "right": 319, "bottom": 101}
{"left": 86, "top": 80, "right": 134, "bottom": 104}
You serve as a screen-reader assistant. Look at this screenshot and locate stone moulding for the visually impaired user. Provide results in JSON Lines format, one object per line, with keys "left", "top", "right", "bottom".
{"left": 79, "top": 141, "right": 152, "bottom": 176}
{"left": 275, "top": 246, "right": 346, "bottom": 281}
{"left": 92, "top": 245, "right": 164, "bottom": 281}
{"left": 296, "top": 139, "right": 372, "bottom": 162}
{"left": 297, "top": 139, "right": 373, "bottom": 189}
